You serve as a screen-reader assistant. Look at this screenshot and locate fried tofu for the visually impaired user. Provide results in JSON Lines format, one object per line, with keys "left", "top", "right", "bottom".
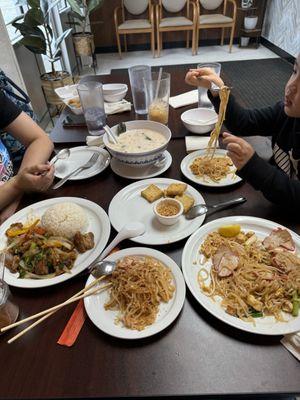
{"left": 141, "top": 184, "right": 163, "bottom": 203}
{"left": 175, "top": 194, "right": 195, "bottom": 214}
{"left": 165, "top": 183, "right": 187, "bottom": 197}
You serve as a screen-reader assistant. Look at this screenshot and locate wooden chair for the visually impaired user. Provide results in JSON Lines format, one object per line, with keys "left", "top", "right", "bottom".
{"left": 195, "top": 0, "right": 237, "bottom": 53}
{"left": 156, "top": 0, "right": 198, "bottom": 57}
{"left": 114, "top": 0, "right": 155, "bottom": 59}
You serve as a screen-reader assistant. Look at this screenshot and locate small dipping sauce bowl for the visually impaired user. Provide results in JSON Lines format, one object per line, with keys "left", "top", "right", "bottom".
{"left": 153, "top": 198, "right": 183, "bottom": 226}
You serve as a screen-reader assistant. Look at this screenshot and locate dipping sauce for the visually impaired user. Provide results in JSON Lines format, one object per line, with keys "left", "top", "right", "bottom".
{"left": 109, "top": 129, "right": 166, "bottom": 153}
{"left": 157, "top": 200, "right": 180, "bottom": 217}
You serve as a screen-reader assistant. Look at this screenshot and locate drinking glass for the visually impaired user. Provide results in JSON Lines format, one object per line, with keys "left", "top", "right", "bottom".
{"left": 0, "top": 279, "right": 19, "bottom": 331}
{"left": 197, "top": 62, "right": 221, "bottom": 108}
{"left": 144, "top": 72, "right": 170, "bottom": 125}
{"left": 128, "top": 65, "right": 152, "bottom": 115}
{"left": 77, "top": 81, "right": 106, "bottom": 136}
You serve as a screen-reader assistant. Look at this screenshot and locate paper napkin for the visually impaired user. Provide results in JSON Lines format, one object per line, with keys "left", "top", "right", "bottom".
{"left": 86, "top": 136, "right": 104, "bottom": 147}
{"left": 281, "top": 333, "right": 300, "bottom": 361}
{"left": 104, "top": 99, "right": 131, "bottom": 115}
{"left": 169, "top": 90, "right": 198, "bottom": 109}
{"left": 185, "top": 136, "right": 219, "bottom": 153}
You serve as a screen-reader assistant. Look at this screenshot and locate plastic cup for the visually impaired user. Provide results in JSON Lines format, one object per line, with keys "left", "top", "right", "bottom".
{"left": 128, "top": 65, "right": 152, "bottom": 115}
{"left": 197, "top": 62, "right": 221, "bottom": 108}
{"left": 144, "top": 72, "right": 170, "bottom": 125}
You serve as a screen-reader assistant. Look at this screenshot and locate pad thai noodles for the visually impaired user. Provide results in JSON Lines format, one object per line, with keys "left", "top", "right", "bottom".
{"left": 190, "top": 155, "right": 234, "bottom": 182}
{"left": 198, "top": 226, "right": 300, "bottom": 322}
{"left": 104, "top": 256, "right": 175, "bottom": 330}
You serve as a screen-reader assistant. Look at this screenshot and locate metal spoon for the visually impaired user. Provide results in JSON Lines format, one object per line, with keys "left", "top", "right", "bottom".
{"left": 185, "top": 197, "right": 247, "bottom": 220}
{"left": 50, "top": 148, "right": 70, "bottom": 165}
{"left": 89, "top": 221, "right": 146, "bottom": 277}
{"left": 88, "top": 260, "right": 116, "bottom": 278}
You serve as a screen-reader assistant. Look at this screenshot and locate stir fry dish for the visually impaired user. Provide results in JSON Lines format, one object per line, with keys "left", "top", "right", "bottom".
{"left": 4, "top": 219, "right": 95, "bottom": 279}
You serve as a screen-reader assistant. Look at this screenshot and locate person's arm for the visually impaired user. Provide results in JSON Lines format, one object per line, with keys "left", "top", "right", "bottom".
{"left": 223, "top": 132, "right": 300, "bottom": 208}
{"left": 5, "top": 111, "right": 54, "bottom": 169}
{"left": 208, "top": 91, "right": 283, "bottom": 137}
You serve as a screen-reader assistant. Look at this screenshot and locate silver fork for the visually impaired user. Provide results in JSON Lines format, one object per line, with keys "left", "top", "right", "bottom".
{"left": 52, "top": 152, "right": 100, "bottom": 189}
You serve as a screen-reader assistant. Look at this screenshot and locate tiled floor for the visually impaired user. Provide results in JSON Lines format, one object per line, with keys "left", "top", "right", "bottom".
{"left": 93, "top": 44, "right": 278, "bottom": 75}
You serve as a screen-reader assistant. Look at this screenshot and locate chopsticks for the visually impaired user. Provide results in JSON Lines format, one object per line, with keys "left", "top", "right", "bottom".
{"left": 2, "top": 275, "right": 110, "bottom": 344}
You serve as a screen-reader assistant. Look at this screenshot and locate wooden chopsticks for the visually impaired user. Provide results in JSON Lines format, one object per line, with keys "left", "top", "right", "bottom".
{"left": 2, "top": 275, "right": 111, "bottom": 344}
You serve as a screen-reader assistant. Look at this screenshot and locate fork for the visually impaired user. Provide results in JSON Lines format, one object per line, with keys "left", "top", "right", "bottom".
{"left": 52, "top": 152, "right": 100, "bottom": 189}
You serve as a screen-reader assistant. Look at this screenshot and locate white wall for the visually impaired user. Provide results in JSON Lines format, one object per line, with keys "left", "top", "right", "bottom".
{"left": 0, "top": 10, "right": 26, "bottom": 92}
{"left": 262, "top": 0, "right": 300, "bottom": 57}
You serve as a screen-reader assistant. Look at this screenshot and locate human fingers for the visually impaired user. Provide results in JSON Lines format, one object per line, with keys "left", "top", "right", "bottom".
{"left": 26, "top": 164, "right": 51, "bottom": 175}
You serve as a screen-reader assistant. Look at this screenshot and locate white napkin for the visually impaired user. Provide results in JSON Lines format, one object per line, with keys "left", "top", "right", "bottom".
{"left": 86, "top": 136, "right": 104, "bottom": 147}
{"left": 281, "top": 333, "right": 300, "bottom": 361}
{"left": 104, "top": 99, "right": 131, "bottom": 115}
{"left": 185, "top": 136, "right": 219, "bottom": 153}
{"left": 169, "top": 90, "right": 198, "bottom": 109}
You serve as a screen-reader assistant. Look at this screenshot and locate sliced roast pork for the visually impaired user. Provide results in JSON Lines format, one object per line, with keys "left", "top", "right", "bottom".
{"left": 263, "top": 228, "right": 295, "bottom": 252}
{"left": 212, "top": 245, "right": 240, "bottom": 277}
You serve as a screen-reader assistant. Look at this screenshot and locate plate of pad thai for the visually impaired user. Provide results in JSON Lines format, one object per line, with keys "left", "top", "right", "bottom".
{"left": 182, "top": 216, "right": 300, "bottom": 335}
{"left": 180, "top": 149, "right": 242, "bottom": 187}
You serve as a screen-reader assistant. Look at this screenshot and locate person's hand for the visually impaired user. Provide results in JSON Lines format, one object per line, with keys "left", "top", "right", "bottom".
{"left": 0, "top": 196, "right": 22, "bottom": 224}
{"left": 13, "top": 164, "right": 54, "bottom": 193}
{"left": 222, "top": 132, "right": 255, "bottom": 170}
{"left": 185, "top": 67, "right": 224, "bottom": 90}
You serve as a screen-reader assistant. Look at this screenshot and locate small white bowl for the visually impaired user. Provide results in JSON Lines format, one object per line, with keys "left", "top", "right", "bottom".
{"left": 55, "top": 84, "right": 79, "bottom": 99}
{"left": 244, "top": 16, "right": 258, "bottom": 30}
{"left": 103, "top": 89, "right": 127, "bottom": 103}
{"left": 153, "top": 198, "right": 183, "bottom": 226}
{"left": 63, "top": 96, "right": 83, "bottom": 115}
{"left": 181, "top": 108, "right": 218, "bottom": 134}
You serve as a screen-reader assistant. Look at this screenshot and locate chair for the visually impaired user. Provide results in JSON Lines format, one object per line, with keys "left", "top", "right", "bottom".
{"left": 195, "top": 0, "right": 237, "bottom": 53}
{"left": 114, "top": 0, "right": 155, "bottom": 59}
{"left": 156, "top": 0, "right": 198, "bottom": 57}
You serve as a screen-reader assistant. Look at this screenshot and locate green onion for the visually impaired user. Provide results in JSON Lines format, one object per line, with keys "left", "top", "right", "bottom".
{"left": 250, "top": 311, "right": 263, "bottom": 318}
{"left": 292, "top": 291, "right": 300, "bottom": 317}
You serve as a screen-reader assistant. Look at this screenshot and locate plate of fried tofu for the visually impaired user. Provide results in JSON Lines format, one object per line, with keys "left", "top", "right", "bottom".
{"left": 108, "top": 178, "right": 206, "bottom": 245}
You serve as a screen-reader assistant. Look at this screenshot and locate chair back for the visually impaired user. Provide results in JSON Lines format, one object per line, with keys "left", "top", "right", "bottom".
{"left": 199, "top": 0, "right": 223, "bottom": 11}
{"left": 123, "top": 0, "right": 149, "bottom": 15}
{"left": 161, "top": 0, "right": 187, "bottom": 13}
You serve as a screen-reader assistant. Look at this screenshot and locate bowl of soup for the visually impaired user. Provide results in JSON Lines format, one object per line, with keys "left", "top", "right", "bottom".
{"left": 103, "top": 120, "right": 171, "bottom": 167}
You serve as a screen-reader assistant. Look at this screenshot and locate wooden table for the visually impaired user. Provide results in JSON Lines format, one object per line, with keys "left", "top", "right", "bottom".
{"left": 1, "top": 66, "right": 299, "bottom": 400}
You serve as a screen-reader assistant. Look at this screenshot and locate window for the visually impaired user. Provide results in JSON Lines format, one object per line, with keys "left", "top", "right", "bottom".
{"left": 57, "top": 0, "right": 68, "bottom": 12}
{"left": 1, "top": 0, "right": 28, "bottom": 41}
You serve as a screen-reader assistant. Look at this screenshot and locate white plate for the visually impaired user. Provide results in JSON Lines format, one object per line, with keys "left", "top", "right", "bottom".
{"left": 109, "top": 178, "right": 206, "bottom": 245}
{"left": 84, "top": 247, "right": 186, "bottom": 339}
{"left": 110, "top": 151, "right": 172, "bottom": 180}
{"left": 0, "top": 197, "right": 111, "bottom": 289}
{"left": 182, "top": 216, "right": 300, "bottom": 335}
{"left": 53, "top": 146, "right": 110, "bottom": 180}
{"left": 180, "top": 149, "right": 242, "bottom": 187}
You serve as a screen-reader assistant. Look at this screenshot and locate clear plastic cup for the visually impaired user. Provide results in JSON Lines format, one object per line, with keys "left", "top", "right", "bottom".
{"left": 197, "top": 62, "right": 221, "bottom": 108}
{"left": 77, "top": 81, "right": 106, "bottom": 136}
{"left": 0, "top": 279, "right": 19, "bottom": 331}
{"left": 128, "top": 65, "right": 152, "bottom": 115}
{"left": 144, "top": 72, "right": 170, "bottom": 125}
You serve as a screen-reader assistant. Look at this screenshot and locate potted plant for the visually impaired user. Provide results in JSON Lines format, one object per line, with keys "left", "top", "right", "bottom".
{"left": 66, "top": 0, "right": 104, "bottom": 57}
{"left": 12, "top": 0, "right": 73, "bottom": 106}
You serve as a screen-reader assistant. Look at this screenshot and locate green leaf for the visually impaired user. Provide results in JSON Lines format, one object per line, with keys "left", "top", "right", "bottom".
{"left": 68, "top": 10, "right": 85, "bottom": 21}
{"left": 13, "top": 22, "right": 45, "bottom": 41}
{"left": 6, "top": 14, "right": 24, "bottom": 26}
{"left": 19, "top": 36, "right": 47, "bottom": 54}
{"left": 27, "top": 0, "right": 40, "bottom": 7}
{"left": 54, "top": 28, "right": 72, "bottom": 51}
{"left": 53, "top": 48, "right": 62, "bottom": 58}
{"left": 46, "top": 24, "right": 53, "bottom": 39}
{"left": 40, "top": 0, "right": 49, "bottom": 23}
{"left": 24, "top": 8, "right": 43, "bottom": 26}
{"left": 87, "top": 0, "right": 104, "bottom": 13}
{"left": 66, "top": 0, "right": 82, "bottom": 16}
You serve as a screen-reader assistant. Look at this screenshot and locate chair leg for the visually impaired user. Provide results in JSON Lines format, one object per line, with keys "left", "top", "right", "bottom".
{"left": 160, "top": 33, "right": 163, "bottom": 52}
{"left": 221, "top": 28, "right": 225, "bottom": 46}
{"left": 192, "top": 29, "right": 196, "bottom": 55}
{"left": 195, "top": 28, "right": 199, "bottom": 55}
{"left": 186, "top": 31, "right": 190, "bottom": 49}
{"left": 151, "top": 28, "right": 155, "bottom": 58}
{"left": 124, "top": 34, "right": 127, "bottom": 52}
{"left": 116, "top": 31, "right": 122, "bottom": 59}
{"left": 157, "top": 28, "right": 160, "bottom": 57}
{"left": 229, "top": 25, "right": 234, "bottom": 53}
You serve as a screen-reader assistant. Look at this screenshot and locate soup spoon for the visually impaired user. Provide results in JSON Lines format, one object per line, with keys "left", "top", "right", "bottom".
{"left": 103, "top": 124, "right": 118, "bottom": 144}
{"left": 50, "top": 148, "right": 71, "bottom": 165}
{"left": 186, "top": 197, "right": 247, "bottom": 220}
{"left": 89, "top": 221, "right": 146, "bottom": 277}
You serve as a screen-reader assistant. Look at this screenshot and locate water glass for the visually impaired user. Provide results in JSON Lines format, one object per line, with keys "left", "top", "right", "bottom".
{"left": 128, "top": 65, "right": 152, "bottom": 115}
{"left": 77, "top": 81, "right": 106, "bottom": 136}
{"left": 197, "top": 62, "right": 221, "bottom": 108}
{"left": 0, "top": 279, "right": 19, "bottom": 331}
{"left": 144, "top": 72, "right": 171, "bottom": 125}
